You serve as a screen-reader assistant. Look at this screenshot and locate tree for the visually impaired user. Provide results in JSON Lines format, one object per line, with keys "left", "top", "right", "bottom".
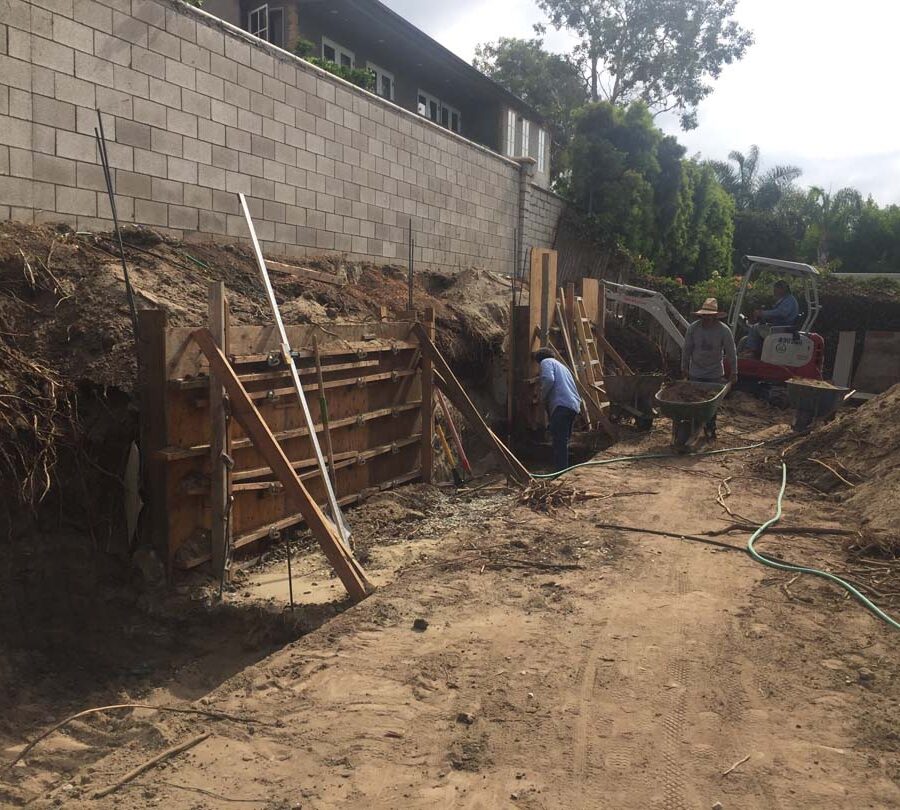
{"left": 535, "top": 0, "right": 753, "bottom": 128}
{"left": 835, "top": 201, "right": 900, "bottom": 273}
{"left": 707, "top": 145, "right": 801, "bottom": 211}
{"left": 801, "top": 187, "right": 863, "bottom": 265}
{"left": 473, "top": 37, "right": 587, "bottom": 175}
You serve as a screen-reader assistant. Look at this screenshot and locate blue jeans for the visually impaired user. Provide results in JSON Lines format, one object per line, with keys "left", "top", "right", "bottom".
{"left": 549, "top": 406, "right": 578, "bottom": 471}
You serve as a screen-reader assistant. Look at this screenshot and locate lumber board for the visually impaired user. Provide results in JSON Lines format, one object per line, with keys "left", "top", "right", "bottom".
{"left": 420, "top": 309, "right": 435, "bottom": 484}
{"left": 155, "top": 402, "right": 422, "bottom": 461}
{"left": 191, "top": 327, "right": 372, "bottom": 601}
{"left": 414, "top": 323, "right": 531, "bottom": 485}
{"left": 169, "top": 358, "right": 381, "bottom": 389}
{"left": 208, "top": 283, "right": 230, "bottom": 581}
{"left": 265, "top": 260, "right": 344, "bottom": 285}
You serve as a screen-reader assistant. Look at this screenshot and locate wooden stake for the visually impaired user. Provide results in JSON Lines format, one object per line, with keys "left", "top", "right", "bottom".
{"left": 413, "top": 322, "right": 531, "bottom": 485}
{"left": 208, "top": 282, "right": 231, "bottom": 585}
{"left": 420, "top": 307, "right": 435, "bottom": 483}
{"left": 312, "top": 334, "right": 338, "bottom": 486}
{"left": 191, "top": 327, "right": 372, "bottom": 601}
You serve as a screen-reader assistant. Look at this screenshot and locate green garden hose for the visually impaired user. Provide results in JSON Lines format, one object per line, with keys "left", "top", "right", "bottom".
{"left": 748, "top": 463, "right": 900, "bottom": 631}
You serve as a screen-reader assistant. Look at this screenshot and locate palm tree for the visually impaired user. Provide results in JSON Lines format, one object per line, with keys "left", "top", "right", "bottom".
{"left": 803, "top": 187, "right": 863, "bottom": 264}
{"left": 708, "top": 145, "right": 801, "bottom": 211}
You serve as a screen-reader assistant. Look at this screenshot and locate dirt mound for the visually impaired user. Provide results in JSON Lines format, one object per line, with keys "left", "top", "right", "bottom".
{"left": 0, "top": 222, "right": 509, "bottom": 504}
{"left": 784, "top": 383, "right": 900, "bottom": 551}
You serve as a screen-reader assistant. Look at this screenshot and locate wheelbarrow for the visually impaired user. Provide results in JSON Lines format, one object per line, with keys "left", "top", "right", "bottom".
{"left": 603, "top": 373, "right": 664, "bottom": 431}
{"left": 786, "top": 378, "right": 850, "bottom": 433}
{"left": 656, "top": 381, "right": 731, "bottom": 453}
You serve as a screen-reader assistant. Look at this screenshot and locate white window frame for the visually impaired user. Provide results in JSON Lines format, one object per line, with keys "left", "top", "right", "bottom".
{"left": 537, "top": 127, "right": 547, "bottom": 173}
{"left": 417, "top": 90, "right": 461, "bottom": 134}
{"left": 505, "top": 109, "right": 516, "bottom": 157}
{"left": 368, "top": 62, "right": 395, "bottom": 101}
{"left": 521, "top": 119, "right": 530, "bottom": 158}
{"left": 248, "top": 3, "right": 268, "bottom": 40}
{"left": 322, "top": 37, "right": 354, "bottom": 69}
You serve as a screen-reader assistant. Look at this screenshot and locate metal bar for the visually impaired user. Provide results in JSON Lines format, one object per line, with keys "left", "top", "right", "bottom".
{"left": 408, "top": 218, "right": 414, "bottom": 312}
{"left": 238, "top": 193, "right": 351, "bottom": 549}
{"left": 94, "top": 110, "right": 139, "bottom": 343}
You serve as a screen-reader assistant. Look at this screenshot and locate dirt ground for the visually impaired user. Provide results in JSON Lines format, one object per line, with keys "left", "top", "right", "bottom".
{"left": 3, "top": 399, "right": 899, "bottom": 809}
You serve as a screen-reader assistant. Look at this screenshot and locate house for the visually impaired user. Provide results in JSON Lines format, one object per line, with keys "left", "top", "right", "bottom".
{"left": 201, "top": 0, "right": 552, "bottom": 187}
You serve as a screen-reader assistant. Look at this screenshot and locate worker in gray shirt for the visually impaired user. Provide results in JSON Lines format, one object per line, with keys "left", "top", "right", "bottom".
{"left": 681, "top": 298, "right": 738, "bottom": 440}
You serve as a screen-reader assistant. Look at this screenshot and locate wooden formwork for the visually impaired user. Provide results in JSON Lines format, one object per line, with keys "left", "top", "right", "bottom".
{"left": 138, "top": 307, "right": 434, "bottom": 572}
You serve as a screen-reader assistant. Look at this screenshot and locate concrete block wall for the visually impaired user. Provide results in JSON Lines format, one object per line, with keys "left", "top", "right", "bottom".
{"left": 0, "top": 0, "right": 530, "bottom": 272}
{"left": 523, "top": 182, "right": 565, "bottom": 255}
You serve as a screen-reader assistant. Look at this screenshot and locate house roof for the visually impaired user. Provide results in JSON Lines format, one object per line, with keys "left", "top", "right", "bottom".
{"left": 298, "top": 0, "right": 546, "bottom": 124}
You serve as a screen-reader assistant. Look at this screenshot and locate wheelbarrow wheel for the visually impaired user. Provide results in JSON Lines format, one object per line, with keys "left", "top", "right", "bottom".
{"left": 672, "top": 419, "right": 693, "bottom": 453}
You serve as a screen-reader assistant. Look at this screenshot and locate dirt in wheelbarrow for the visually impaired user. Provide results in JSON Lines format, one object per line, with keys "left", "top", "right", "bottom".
{"left": 657, "top": 381, "right": 720, "bottom": 403}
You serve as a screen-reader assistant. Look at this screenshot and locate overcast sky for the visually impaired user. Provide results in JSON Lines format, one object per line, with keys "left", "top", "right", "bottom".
{"left": 384, "top": 0, "right": 900, "bottom": 205}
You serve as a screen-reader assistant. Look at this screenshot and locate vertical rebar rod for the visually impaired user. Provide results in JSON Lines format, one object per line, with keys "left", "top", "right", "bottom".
{"left": 408, "top": 218, "right": 414, "bottom": 312}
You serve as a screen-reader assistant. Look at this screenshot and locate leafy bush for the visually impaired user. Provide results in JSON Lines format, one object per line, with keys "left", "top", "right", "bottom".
{"left": 294, "top": 39, "right": 375, "bottom": 92}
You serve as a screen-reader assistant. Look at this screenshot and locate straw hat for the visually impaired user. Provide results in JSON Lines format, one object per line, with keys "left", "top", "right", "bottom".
{"left": 693, "top": 297, "right": 725, "bottom": 318}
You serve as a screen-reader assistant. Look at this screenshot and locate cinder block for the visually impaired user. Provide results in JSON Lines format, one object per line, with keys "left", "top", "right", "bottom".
{"left": 150, "top": 126, "right": 181, "bottom": 157}
{"left": 104, "top": 140, "right": 133, "bottom": 170}
{"left": 32, "top": 123, "right": 56, "bottom": 154}
{"left": 274, "top": 182, "right": 294, "bottom": 204}
{"left": 249, "top": 47, "right": 273, "bottom": 76}
{"left": 261, "top": 118, "right": 284, "bottom": 144}
{"left": 262, "top": 74, "right": 285, "bottom": 103}
{"left": 0, "top": 146, "right": 9, "bottom": 176}
{"left": 275, "top": 222, "right": 295, "bottom": 243}
{"left": 149, "top": 77, "right": 181, "bottom": 110}
{"left": 56, "top": 129, "right": 95, "bottom": 161}
{"left": 115, "top": 118, "right": 151, "bottom": 149}
{"left": 199, "top": 163, "right": 226, "bottom": 190}
{"left": 181, "top": 88, "right": 210, "bottom": 118}
{"left": 239, "top": 151, "right": 262, "bottom": 176}
{"left": 196, "top": 24, "right": 224, "bottom": 56}
{"left": 56, "top": 74, "right": 96, "bottom": 108}
{"left": 182, "top": 137, "right": 210, "bottom": 165}
{"left": 315, "top": 77, "right": 335, "bottom": 104}
{"left": 263, "top": 159, "right": 285, "bottom": 183}
{"left": 54, "top": 17, "right": 94, "bottom": 54}
{"left": 307, "top": 209, "right": 325, "bottom": 229}
{"left": 0, "top": 87, "right": 7, "bottom": 118}
{"left": 57, "top": 185, "right": 96, "bottom": 215}
{"left": 112, "top": 11, "right": 147, "bottom": 47}
{"left": 209, "top": 52, "right": 237, "bottom": 83}
{"left": 225, "top": 126, "right": 250, "bottom": 153}
{"left": 262, "top": 199, "right": 284, "bottom": 222}
{"left": 285, "top": 86, "right": 307, "bottom": 112}
{"left": 148, "top": 25, "right": 180, "bottom": 60}
{"left": 115, "top": 169, "right": 151, "bottom": 198}
{"left": 150, "top": 175, "right": 182, "bottom": 203}
{"left": 6, "top": 87, "right": 29, "bottom": 119}
{"left": 199, "top": 209, "right": 227, "bottom": 233}
{"left": 198, "top": 118, "right": 225, "bottom": 146}
{"left": 250, "top": 133, "right": 275, "bottom": 160}
{"left": 74, "top": 0, "right": 113, "bottom": 31}
{"left": 130, "top": 45, "right": 165, "bottom": 78}
{"left": 315, "top": 117, "right": 335, "bottom": 142}
{"left": 97, "top": 191, "right": 133, "bottom": 221}
{"left": 94, "top": 30, "right": 131, "bottom": 66}
{"left": 183, "top": 183, "right": 211, "bottom": 208}
{"left": 32, "top": 36, "right": 75, "bottom": 75}
{"left": 223, "top": 80, "right": 249, "bottom": 109}
{"left": 167, "top": 155, "right": 197, "bottom": 183}
{"left": 165, "top": 8, "right": 195, "bottom": 44}
{"left": 30, "top": 0, "right": 68, "bottom": 24}
{"left": 165, "top": 57, "right": 195, "bottom": 91}
{"left": 225, "top": 170, "right": 250, "bottom": 194}
{"left": 74, "top": 51, "right": 113, "bottom": 86}
{"left": 113, "top": 64, "right": 149, "bottom": 98}
{"left": 76, "top": 161, "right": 108, "bottom": 191}
{"left": 180, "top": 41, "right": 209, "bottom": 72}
{"left": 8, "top": 147, "right": 32, "bottom": 178}
{"left": 211, "top": 187, "right": 236, "bottom": 212}
{"left": 315, "top": 229, "right": 334, "bottom": 250}
{"left": 210, "top": 98, "right": 237, "bottom": 127}
{"left": 196, "top": 71, "right": 224, "bottom": 101}
{"left": 295, "top": 67, "right": 316, "bottom": 95}
{"left": 133, "top": 97, "right": 167, "bottom": 128}
{"left": 315, "top": 192, "right": 334, "bottom": 214}
{"left": 236, "top": 108, "right": 262, "bottom": 136}
{"left": 237, "top": 64, "right": 263, "bottom": 94}
{"left": 168, "top": 204, "right": 197, "bottom": 230}
{"left": 223, "top": 35, "right": 249, "bottom": 65}
{"left": 274, "top": 141, "right": 295, "bottom": 167}
{"left": 166, "top": 108, "right": 197, "bottom": 138}
{"left": 131, "top": 0, "right": 165, "bottom": 29}
{"left": 135, "top": 197, "right": 167, "bottom": 226}
{"left": 211, "top": 144, "right": 239, "bottom": 170}
{"left": 249, "top": 92, "right": 274, "bottom": 120}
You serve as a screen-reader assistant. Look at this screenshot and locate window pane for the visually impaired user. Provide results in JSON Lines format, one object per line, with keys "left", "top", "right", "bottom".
{"left": 429, "top": 101, "right": 438, "bottom": 121}
{"left": 323, "top": 44, "right": 335, "bottom": 62}
{"left": 451, "top": 112, "right": 459, "bottom": 132}
{"left": 441, "top": 107, "right": 449, "bottom": 127}
{"left": 381, "top": 75, "right": 391, "bottom": 98}
{"left": 340, "top": 53, "right": 352, "bottom": 68}
{"left": 269, "top": 8, "right": 283, "bottom": 47}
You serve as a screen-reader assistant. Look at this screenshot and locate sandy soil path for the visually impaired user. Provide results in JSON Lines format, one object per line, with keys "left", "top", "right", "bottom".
{"left": 8, "top": 448, "right": 900, "bottom": 809}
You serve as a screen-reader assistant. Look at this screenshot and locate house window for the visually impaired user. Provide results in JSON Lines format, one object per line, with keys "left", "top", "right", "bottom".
{"left": 247, "top": 4, "right": 283, "bottom": 47}
{"left": 417, "top": 90, "right": 461, "bottom": 134}
{"left": 368, "top": 63, "right": 395, "bottom": 101}
{"left": 248, "top": 4, "right": 267, "bottom": 40}
{"left": 537, "top": 127, "right": 547, "bottom": 173}
{"left": 505, "top": 109, "right": 516, "bottom": 157}
{"left": 521, "top": 119, "right": 530, "bottom": 158}
{"left": 322, "top": 37, "right": 354, "bottom": 68}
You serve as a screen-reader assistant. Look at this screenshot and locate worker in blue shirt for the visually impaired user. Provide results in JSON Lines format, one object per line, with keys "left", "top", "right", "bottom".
{"left": 534, "top": 348, "right": 582, "bottom": 471}
{"left": 742, "top": 280, "right": 800, "bottom": 354}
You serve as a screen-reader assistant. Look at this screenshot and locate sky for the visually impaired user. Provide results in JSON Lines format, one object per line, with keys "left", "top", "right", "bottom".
{"left": 383, "top": 0, "right": 900, "bottom": 205}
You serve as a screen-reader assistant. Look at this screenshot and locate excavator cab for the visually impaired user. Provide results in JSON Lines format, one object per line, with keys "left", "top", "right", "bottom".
{"left": 727, "top": 256, "right": 825, "bottom": 383}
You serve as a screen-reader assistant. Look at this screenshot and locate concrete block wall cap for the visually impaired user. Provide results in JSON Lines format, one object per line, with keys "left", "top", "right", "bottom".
{"left": 162, "top": 0, "right": 521, "bottom": 171}
{"left": 515, "top": 156, "right": 537, "bottom": 165}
